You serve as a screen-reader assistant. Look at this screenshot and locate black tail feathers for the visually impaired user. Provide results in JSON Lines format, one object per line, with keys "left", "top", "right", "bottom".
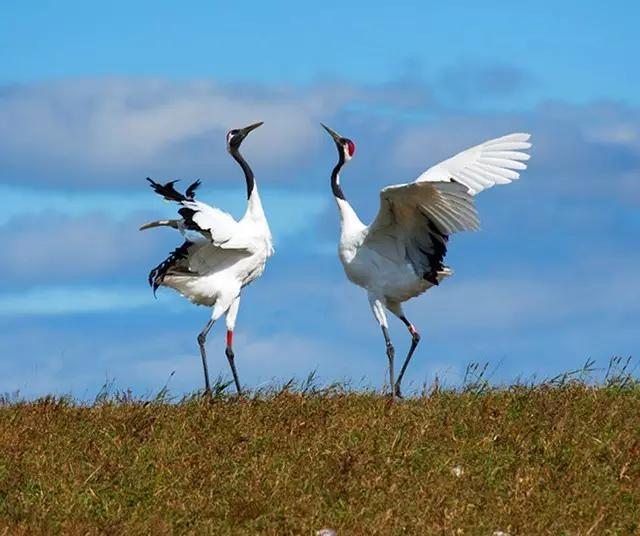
{"left": 185, "top": 179, "right": 201, "bottom": 199}
{"left": 146, "top": 178, "right": 201, "bottom": 202}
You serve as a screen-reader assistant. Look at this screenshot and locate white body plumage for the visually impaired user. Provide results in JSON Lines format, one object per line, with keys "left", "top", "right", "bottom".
{"left": 162, "top": 192, "right": 273, "bottom": 308}
{"left": 322, "top": 125, "right": 532, "bottom": 397}
{"left": 141, "top": 122, "right": 271, "bottom": 395}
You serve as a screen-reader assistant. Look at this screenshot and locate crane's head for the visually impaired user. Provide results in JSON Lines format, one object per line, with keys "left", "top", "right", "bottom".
{"left": 321, "top": 123, "right": 355, "bottom": 163}
{"left": 226, "top": 121, "right": 264, "bottom": 153}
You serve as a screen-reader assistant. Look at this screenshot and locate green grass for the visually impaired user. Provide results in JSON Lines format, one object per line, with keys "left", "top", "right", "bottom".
{"left": 1, "top": 368, "right": 639, "bottom": 535}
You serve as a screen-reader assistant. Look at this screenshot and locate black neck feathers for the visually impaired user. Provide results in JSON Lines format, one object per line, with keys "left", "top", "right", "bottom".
{"left": 230, "top": 147, "right": 255, "bottom": 199}
{"left": 331, "top": 149, "right": 346, "bottom": 201}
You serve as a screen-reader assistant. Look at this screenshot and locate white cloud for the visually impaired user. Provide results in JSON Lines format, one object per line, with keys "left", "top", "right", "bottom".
{"left": 389, "top": 101, "right": 640, "bottom": 203}
{"left": 0, "top": 213, "right": 162, "bottom": 283}
{"left": 0, "top": 285, "right": 157, "bottom": 315}
{"left": 0, "top": 77, "right": 427, "bottom": 187}
{"left": 0, "top": 78, "right": 351, "bottom": 185}
{"left": 1, "top": 77, "right": 639, "bottom": 206}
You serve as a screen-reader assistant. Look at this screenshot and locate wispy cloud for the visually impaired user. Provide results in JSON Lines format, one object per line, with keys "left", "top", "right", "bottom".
{"left": 2, "top": 77, "right": 639, "bottom": 207}
{"left": 0, "top": 213, "right": 161, "bottom": 285}
{"left": 0, "top": 285, "right": 156, "bottom": 316}
{"left": 0, "top": 77, "right": 428, "bottom": 187}
{"left": 0, "top": 78, "right": 332, "bottom": 186}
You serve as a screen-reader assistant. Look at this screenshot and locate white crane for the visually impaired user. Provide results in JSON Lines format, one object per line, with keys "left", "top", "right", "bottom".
{"left": 321, "top": 124, "right": 532, "bottom": 398}
{"left": 140, "top": 122, "right": 273, "bottom": 395}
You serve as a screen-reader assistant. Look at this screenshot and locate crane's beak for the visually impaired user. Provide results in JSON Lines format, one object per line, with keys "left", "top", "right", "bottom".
{"left": 139, "top": 219, "right": 180, "bottom": 231}
{"left": 321, "top": 123, "right": 343, "bottom": 143}
{"left": 238, "top": 121, "right": 264, "bottom": 137}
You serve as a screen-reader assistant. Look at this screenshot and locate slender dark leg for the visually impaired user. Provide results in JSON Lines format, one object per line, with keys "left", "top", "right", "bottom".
{"left": 225, "top": 330, "right": 242, "bottom": 394}
{"left": 381, "top": 326, "right": 395, "bottom": 399}
{"left": 395, "top": 316, "right": 421, "bottom": 398}
{"left": 197, "top": 319, "right": 215, "bottom": 395}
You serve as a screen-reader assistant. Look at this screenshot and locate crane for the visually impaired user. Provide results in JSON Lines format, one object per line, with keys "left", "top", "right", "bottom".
{"left": 321, "top": 123, "right": 531, "bottom": 398}
{"left": 140, "top": 122, "right": 273, "bottom": 395}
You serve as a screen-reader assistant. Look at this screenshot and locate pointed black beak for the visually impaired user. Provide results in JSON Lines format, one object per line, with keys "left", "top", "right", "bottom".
{"left": 321, "top": 123, "right": 343, "bottom": 144}
{"left": 239, "top": 121, "right": 264, "bottom": 137}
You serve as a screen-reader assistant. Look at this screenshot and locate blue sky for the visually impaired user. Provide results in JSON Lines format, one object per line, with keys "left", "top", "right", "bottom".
{"left": 1, "top": 1, "right": 639, "bottom": 397}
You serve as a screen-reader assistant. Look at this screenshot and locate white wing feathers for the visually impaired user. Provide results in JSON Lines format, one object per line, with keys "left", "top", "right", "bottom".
{"left": 364, "top": 133, "right": 531, "bottom": 280}
{"left": 179, "top": 199, "right": 248, "bottom": 249}
{"left": 373, "top": 180, "right": 479, "bottom": 236}
{"left": 365, "top": 180, "right": 478, "bottom": 282}
{"left": 415, "top": 133, "right": 532, "bottom": 195}
{"left": 145, "top": 178, "right": 253, "bottom": 251}
{"left": 409, "top": 181, "right": 480, "bottom": 233}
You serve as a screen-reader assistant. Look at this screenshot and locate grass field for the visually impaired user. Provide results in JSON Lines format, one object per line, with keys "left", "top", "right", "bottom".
{"left": 1, "top": 365, "right": 639, "bottom": 535}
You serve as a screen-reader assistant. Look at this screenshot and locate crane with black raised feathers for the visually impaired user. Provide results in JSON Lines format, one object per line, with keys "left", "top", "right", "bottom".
{"left": 321, "top": 124, "right": 532, "bottom": 398}
{"left": 140, "top": 122, "right": 272, "bottom": 395}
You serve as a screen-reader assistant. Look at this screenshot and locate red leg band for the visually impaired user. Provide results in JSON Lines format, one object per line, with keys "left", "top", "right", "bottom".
{"left": 226, "top": 330, "right": 233, "bottom": 347}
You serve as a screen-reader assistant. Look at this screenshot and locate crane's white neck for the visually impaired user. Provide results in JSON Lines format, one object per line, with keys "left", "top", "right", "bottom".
{"left": 333, "top": 168, "right": 365, "bottom": 239}
{"left": 336, "top": 197, "right": 364, "bottom": 231}
{"left": 230, "top": 143, "right": 268, "bottom": 228}
{"left": 245, "top": 184, "right": 267, "bottom": 221}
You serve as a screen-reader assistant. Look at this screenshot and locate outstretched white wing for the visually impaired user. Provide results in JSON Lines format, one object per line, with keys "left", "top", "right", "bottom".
{"left": 363, "top": 132, "right": 531, "bottom": 281}
{"left": 364, "top": 180, "right": 479, "bottom": 283}
{"left": 415, "top": 133, "right": 532, "bottom": 195}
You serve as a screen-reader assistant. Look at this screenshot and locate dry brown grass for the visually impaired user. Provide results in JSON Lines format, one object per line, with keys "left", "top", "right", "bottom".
{"left": 1, "top": 375, "right": 639, "bottom": 535}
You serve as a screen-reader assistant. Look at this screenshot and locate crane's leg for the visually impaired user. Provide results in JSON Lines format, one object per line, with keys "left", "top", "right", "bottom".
{"left": 224, "top": 295, "right": 242, "bottom": 395}
{"left": 382, "top": 325, "right": 395, "bottom": 399}
{"left": 197, "top": 302, "right": 228, "bottom": 396}
{"left": 197, "top": 318, "right": 215, "bottom": 396}
{"left": 395, "top": 315, "right": 421, "bottom": 398}
{"left": 369, "top": 295, "right": 395, "bottom": 398}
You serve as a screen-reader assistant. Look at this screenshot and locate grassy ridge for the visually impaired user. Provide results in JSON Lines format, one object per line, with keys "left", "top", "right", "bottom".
{"left": 1, "top": 381, "right": 639, "bottom": 535}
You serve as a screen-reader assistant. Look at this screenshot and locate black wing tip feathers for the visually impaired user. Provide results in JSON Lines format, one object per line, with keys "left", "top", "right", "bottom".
{"left": 148, "top": 241, "right": 193, "bottom": 295}
{"left": 185, "top": 179, "right": 201, "bottom": 200}
{"left": 146, "top": 178, "right": 188, "bottom": 203}
{"left": 409, "top": 217, "right": 450, "bottom": 284}
{"left": 146, "top": 177, "right": 202, "bottom": 202}
{"left": 145, "top": 177, "right": 208, "bottom": 238}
